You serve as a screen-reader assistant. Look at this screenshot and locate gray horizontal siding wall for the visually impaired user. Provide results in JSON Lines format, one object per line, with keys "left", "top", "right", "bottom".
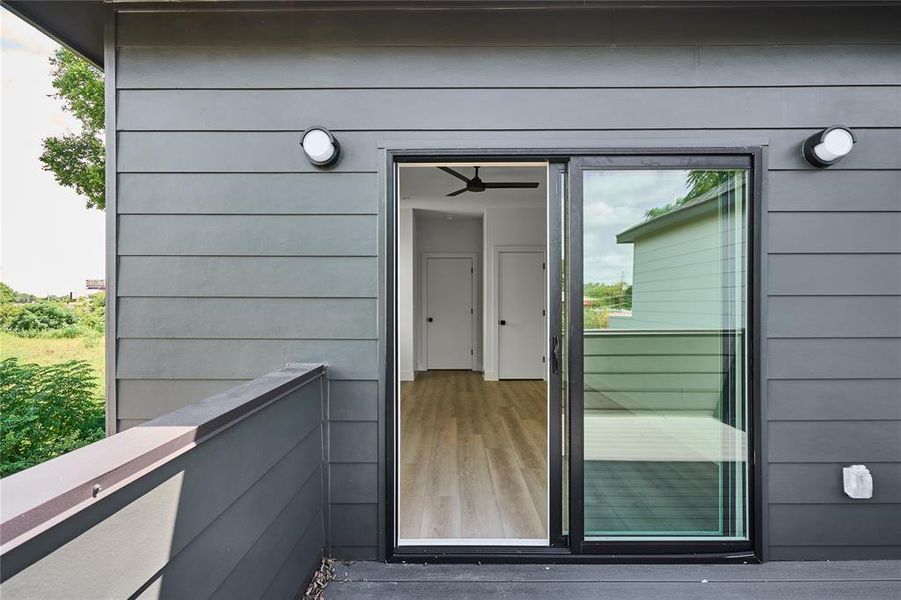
{"left": 1, "top": 374, "right": 327, "bottom": 599}
{"left": 113, "top": 4, "right": 901, "bottom": 561}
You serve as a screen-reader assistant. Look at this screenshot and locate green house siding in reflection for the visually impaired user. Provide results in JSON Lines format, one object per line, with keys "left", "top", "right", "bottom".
{"left": 583, "top": 331, "right": 748, "bottom": 537}
{"left": 610, "top": 190, "right": 745, "bottom": 331}
{"left": 584, "top": 330, "right": 737, "bottom": 413}
{"left": 582, "top": 171, "right": 748, "bottom": 539}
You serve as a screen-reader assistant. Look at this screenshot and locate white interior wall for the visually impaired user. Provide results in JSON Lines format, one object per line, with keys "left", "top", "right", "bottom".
{"left": 414, "top": 213, "right": 483, "bottom": 372}
{"left": 410, "top": 211, "right": 420, "bottom": 379}
{"left": 482, "top": 206, "right": 547, "bottom": 380}
{"left": 398, "top": 208, "right": 416, "bottom": 380}
{"left": 397, "top": 164, "right": 547, "bottom": 381}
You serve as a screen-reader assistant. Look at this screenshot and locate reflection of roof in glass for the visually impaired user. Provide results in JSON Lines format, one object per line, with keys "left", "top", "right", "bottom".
{"left": 615, "top": 180, "right": 734, "bottom": 244}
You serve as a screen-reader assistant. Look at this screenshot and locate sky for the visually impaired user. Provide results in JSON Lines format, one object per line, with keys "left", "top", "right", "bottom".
{"left": 583, "top": 170, "right": 688, "bottom": 285}
{"left": 1, "top": 8, "right": 105, "bottom": 297}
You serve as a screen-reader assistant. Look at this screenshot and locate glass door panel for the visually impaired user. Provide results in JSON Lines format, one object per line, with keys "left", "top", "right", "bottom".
{"left": 578, "top": 164, "right": 750, "bottom": 542}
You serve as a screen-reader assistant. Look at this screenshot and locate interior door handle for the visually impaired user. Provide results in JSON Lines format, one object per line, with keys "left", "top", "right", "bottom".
{"left": 498, "top": 320, "right": 506, "bottom": 326}
{"left": 551, "top": 335, "right": 561, "bottom": 375}
{"left": 427, "top": 317, "right": 434, "bottom": 322}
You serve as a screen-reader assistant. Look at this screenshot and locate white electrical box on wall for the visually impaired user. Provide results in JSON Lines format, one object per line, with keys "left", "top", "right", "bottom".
{"left": 843, "top": 465, "right": 874, "bottom": 499}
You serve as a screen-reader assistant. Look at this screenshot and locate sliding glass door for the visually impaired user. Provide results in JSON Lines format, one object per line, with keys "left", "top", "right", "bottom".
{"left": 568, "top": 155, "right": 752, "bottom": 552}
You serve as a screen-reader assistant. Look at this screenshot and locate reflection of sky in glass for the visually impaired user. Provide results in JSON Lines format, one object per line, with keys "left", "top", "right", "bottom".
{"left": 583, "top": 170, "right": 690, "bottom": 284}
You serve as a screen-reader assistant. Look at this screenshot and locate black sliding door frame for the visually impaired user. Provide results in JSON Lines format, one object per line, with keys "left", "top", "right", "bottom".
{"left": 568, "top": 153, "right": 760, "bottom": 557}
{"left": 384, "top": 147, "right": 762, "bottom": 564}
{"left": 387, "top": 151, "right": 568, "bottom": 562}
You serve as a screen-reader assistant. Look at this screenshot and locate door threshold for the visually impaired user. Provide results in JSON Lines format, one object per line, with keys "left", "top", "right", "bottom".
{"left": 398, "top": 538, "right": 547, "bottom": 547}
{"left": 389, "top": 548, "right": 759, "bottom": 564}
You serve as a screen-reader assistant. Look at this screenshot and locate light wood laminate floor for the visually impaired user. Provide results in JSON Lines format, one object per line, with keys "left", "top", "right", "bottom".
{"left": 399, "top": 370, "right": 548, "bottom": 542}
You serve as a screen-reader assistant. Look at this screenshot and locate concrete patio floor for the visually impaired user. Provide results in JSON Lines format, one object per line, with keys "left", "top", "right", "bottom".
{"left": 325, "top": 559, "right": 901, "bottom": 599}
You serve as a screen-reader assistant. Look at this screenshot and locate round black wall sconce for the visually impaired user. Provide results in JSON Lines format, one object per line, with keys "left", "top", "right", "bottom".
{"left": 301, "top": 127, "right": 340, "bottom": 168}
{"left": 802, "top": 126, "right": 856, "bottom": 168}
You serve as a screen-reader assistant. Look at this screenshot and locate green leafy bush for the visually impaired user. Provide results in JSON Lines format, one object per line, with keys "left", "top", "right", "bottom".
{"left": 72, "top": 292, "right": 105, "bottom": 333}
{"left": 584, "top": 282, "right": 632, "bottom": 311}
{"left": 0, "top": 358, "right": 105, "bottom": 477}
{"left": 0, "top": 302, "right": 23, "bottom": 329}
{"left": 0, "top": 286, "right": 105, "bottom": 338}
{"left": 584, "top": 307, "right": 609, "bottom": 330}
{"left": 6, "top": 302, "right": 79, "bottom": 336}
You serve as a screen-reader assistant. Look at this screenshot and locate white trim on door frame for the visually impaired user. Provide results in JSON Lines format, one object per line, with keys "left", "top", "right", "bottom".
{"left": 419, "top": 252, "right": 480, "bottom": 372}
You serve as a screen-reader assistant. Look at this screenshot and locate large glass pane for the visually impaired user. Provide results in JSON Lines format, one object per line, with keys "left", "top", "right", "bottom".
{"left": 582, "top": 168, "right": 748, "bottom": 540}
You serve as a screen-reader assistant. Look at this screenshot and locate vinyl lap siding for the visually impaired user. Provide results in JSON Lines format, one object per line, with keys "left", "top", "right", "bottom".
{"left": 114, "top": 9, "right": 383, "bottom": 558}
{"left": 114, "top": 5, "right": 901, "bottom": 560}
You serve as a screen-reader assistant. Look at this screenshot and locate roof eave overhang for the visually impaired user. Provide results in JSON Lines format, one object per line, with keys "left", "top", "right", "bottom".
{"left": 2, "top": 0, "right": 105, "bottom": 68}
{"left": 5, "top": 0, "right": 901, "bottom": 73}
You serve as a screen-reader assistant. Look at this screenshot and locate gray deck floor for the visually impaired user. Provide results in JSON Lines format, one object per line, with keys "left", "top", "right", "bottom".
{"left": 325, "top": 559, "right": 901, "bottom": 599}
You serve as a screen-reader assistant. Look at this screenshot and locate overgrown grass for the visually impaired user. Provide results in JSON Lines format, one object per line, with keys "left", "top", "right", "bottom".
{"left": 0, "top": 331, "right": 105, "bottom": 392}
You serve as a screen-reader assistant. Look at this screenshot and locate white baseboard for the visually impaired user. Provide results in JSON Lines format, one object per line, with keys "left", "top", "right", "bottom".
{"left": 482, "top": 370, "right": 499, "bottom": 382}
{"left": 400, "top": 370, "right": 415, "bottom": 381}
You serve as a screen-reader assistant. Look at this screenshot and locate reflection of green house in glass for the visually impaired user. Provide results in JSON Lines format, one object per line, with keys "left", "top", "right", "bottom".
{"left": 609, "top": 182, "right": 745, "bottom": 330}
{"left": 582, "top": 176, "right": 747, "bottom": 416}
{"left": 582, "top": 176, "right": 749, "bottom": 538}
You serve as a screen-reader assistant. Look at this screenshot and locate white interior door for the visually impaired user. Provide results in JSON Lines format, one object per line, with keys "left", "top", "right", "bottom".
{"left": 426, "top": 257, "right": 473, "bottom": 369}
{"left": 498, "top": 250, "right": 546, "bottom": 379}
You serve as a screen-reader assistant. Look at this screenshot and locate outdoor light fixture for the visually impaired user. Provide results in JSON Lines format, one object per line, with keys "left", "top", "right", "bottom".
{"left": 300, "top": 127, "right": 340, "bottom": 167}
{"left": 802, "top": 126, "right": 856, "bottom": 168}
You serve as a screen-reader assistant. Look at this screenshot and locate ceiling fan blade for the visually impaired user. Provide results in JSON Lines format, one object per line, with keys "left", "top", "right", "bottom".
{"left": 438, "top": 166, "right": 472, "bottom": 183}
{"left": 446, "top": 187, "right": 469, "bottom": 197}
{"left": 483, "top": 182, "right": 540, "bottom": 189}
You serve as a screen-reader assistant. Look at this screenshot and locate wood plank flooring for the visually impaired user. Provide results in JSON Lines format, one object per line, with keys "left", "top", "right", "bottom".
{"left": 399, "top": 370, "right": 548, "bottom": 541}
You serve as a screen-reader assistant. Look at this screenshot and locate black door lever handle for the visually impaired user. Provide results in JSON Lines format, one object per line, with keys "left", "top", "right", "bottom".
{"left": 499, "top": 320, "right": 506, "bottom": 326}
{"left": 551, "top": 335, "right": 561, "bottom": 374}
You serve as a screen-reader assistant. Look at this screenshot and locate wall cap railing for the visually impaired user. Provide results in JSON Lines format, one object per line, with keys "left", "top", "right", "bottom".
{"left": 585, "top": 328, "right": 742, "bottom": 336}
{"left": 0, "top": 363, "right": 326, "bottom": 556}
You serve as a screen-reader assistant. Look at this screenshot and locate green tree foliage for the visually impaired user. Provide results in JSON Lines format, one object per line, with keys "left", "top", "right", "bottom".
{"left": 584, "top": 307, "right": 608, "bottom": 330}
{"left": 0, "top": 358, "right": 105, "bottom": 477}
{"left": 0, "top": 303, "right": 20, "bottom": 329}
{"left": 6, "top": 303, "right": 78, "bottom": 335}
{"left": 39, "top": 48, "right": 106, "bottom": 210}
{"left": 0, "top": 282, "right": 36, "bottom": 304}
{"left": 73, "top": 292, "right": 106, "bottom": 332}
{"left": 644, "top": 170, "right": 734, "bottom": 220}
{"left": 0, "top": 284, "right": 105, "bottom": 338}
{"left": 584, "top": 282, "right": 632, "bottom": 310}
{"left": 0, "top": 283, "right": 15, "bottom": 304}
{"left": 583, "top": 282, "right": 632, "bottom": 330}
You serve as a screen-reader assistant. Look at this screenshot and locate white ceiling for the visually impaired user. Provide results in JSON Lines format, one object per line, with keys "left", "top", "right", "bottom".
{"left": 398, "top": 164, "right": 547, "bottom": 217}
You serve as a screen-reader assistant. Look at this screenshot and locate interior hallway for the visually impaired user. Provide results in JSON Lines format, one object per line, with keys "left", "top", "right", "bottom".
{"left": 399, "top": 371, "right": 548, "bottom": 541}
